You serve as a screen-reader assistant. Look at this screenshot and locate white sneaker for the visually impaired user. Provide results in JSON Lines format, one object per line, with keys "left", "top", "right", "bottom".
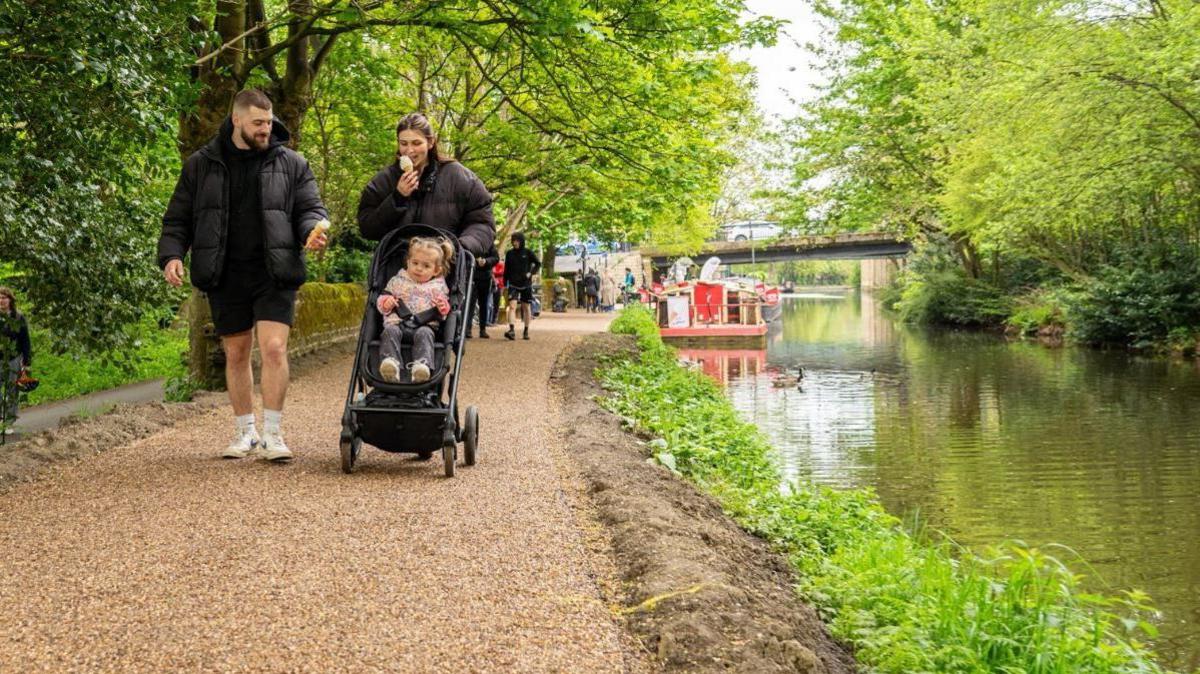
{"left": 380, "top": 357, "right": 402, "bottom": 383}
{"left": 222, "top": 429, "right": 260, "bottom": 459}
{"left": 408, "top": 359, "right": 431, "bottom": 383}
{"left": 256, "top": 430, "right": 293, "bottom": 462}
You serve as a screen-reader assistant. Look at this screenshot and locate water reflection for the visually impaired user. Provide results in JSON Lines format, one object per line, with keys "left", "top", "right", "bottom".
{"left": 689, "top": 289, "right": 1200, "bottom": 671}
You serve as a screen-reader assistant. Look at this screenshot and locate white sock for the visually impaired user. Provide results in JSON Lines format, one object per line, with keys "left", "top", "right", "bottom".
{"left": 263, "top": 409, "right": 283, "bottom": 435}
{"left": 236, "top": 413, "right": 256, "bottom": 436}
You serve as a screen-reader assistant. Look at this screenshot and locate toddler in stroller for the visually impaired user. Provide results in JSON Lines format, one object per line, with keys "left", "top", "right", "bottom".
{"left": 377, "top": 236, "right": 453, "bottom": 384}
{"left": 340, "top": 225, "right": 480, "bottom": 477}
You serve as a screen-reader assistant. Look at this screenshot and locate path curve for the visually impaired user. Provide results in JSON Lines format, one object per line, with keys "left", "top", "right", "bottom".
{"left": 0, "top": 312, "right": 639, "bottom": 673}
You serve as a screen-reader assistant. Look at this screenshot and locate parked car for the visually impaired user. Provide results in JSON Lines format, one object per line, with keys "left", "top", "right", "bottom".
{"left": 718, "top": 220, "right": 782, "bottom": 242}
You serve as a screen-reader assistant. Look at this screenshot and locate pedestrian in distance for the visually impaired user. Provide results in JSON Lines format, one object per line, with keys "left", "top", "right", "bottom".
{"left": 584, "top": 268, "right": 601, "bottom": 313}
{"left": 158, "top": 89, "right": 330, "bottom": 462}
{"left": 356, "top": 112, "right": 496, "bottom": 258}
{"left": 601, "top": 273, "right": 617, "bottom": 311}
{"left": 0, "top": 287, "right": 32, "bottom": 436}
{"left": 467, "top": 243, "right": 499, "bottom": 338}
{"left": 504, "top": 232, "right": 541, "bottom": 340}
{"left": 491, "top": 260, "right": 505, "bottom": 325}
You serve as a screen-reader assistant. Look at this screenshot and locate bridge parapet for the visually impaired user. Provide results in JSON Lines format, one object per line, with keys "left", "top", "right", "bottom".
{"left": 643, "top": 232, "right": 911, "bottom": 266}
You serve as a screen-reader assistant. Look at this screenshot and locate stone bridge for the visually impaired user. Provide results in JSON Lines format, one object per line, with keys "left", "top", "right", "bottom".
{"left": 641, "top": 232, "right": 911, "bottom": 267}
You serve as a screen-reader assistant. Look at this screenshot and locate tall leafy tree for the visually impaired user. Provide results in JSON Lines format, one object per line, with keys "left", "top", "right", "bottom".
{"left": 0, "top": 1, "right": 197, "bottom": 350}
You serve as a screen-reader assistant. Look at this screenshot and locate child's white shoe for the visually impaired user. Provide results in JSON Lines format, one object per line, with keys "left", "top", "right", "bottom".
{"left": 380, "top": 357, "right": 402, "bottom": 383}
{"left": 222, "top": 429, "right": 260, "bottom": 459}
{"left": 408, "top": 360, "right": 431, "bottom": 383}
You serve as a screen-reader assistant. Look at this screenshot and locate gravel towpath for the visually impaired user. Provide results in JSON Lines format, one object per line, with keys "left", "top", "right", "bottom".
{"left": 0, "top": 312, "right": 637, "bottom": 673}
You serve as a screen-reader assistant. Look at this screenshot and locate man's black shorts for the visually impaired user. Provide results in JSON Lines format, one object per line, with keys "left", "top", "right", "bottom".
{"left": 207, "top": 264, "right": 297, "bottom": 336}
{"left": 506, "top": 285, "right": 534, "bottom": 303}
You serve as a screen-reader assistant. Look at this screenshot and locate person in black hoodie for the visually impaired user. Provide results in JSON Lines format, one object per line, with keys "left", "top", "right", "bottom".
{"left": 0, "top": 286, "right": 31, "bottom": 435}
{"left": 467, "top": 244, "right": 499, "bottom": 338}
{"left": 503, "top": 232, "right": 541, "bottom": 340}
{"left": 158, "top": 89, "right": 329, "bottom": 463}
{"left": 356, "top": 113, "right": 495, "bottom": 257}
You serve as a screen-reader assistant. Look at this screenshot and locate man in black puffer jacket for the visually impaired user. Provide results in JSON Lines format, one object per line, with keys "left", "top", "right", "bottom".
{"left": 157, "top": 89, "right": 329, "bottom": 464}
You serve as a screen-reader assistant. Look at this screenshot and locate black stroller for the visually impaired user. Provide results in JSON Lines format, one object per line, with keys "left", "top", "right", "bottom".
{"left": 339, "top": 224, "right": 480, "bottom": 477}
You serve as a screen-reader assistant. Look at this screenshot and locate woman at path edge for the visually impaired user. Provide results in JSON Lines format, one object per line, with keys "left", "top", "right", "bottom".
{"left": 0, "top": 287, "right": 32, "bottom": 435}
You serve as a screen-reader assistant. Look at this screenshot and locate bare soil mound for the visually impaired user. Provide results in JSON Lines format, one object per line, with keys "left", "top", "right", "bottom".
{"left": 553, "top": 334, "right": 856, "bottom": 674}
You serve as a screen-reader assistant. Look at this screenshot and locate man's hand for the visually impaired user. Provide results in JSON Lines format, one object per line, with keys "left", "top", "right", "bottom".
{"left": 434, "top": 295, "right": 450, "bottom": 317}
{"left": 305, "top": 231, "right": 329, "bottom": 251}
{"left": 377, "top": 294, "right": 398, "bottom": 315}
{"left": 163, "top": 259, "right": 185, "bottom": 287}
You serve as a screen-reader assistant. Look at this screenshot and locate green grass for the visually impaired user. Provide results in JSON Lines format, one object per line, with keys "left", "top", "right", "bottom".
{"left": 23, "top": 320, "right": 187, "bottom": 407}
{"left": 600, "top": 305, "right": 1170, "bottom": 674}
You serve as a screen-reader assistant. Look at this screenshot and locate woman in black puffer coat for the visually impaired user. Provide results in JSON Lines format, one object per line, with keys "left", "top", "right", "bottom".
{"left": 356, "top": 113, "right": 496, "bottom": 258}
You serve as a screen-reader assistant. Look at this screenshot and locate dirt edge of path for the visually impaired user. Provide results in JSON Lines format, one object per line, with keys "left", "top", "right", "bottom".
{"left": 0, "top": 340, "right": 357, "bottom": 495}
{"left": 552, "top": 333, "right": 857, "bottom": 674}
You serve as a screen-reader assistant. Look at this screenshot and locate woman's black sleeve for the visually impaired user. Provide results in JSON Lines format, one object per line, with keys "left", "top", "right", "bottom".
{"left": 456, "top": 172, "right": 496, "bottom": 256}
{"left": 357, "top": 170, "right": 410, "bottom": 241}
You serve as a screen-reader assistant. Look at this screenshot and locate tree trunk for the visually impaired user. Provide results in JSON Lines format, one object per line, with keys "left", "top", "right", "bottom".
{"left": 951, "top": 232, "right": 983, "bottom": 279}
{"left": 496, "top": 199, "right": 530, "bottom": 257}
{"left": 541, "top": 247, "right": 556, "bottom": 277}
{"left": 179, "top": 0, "right": 247, "bottom": 156}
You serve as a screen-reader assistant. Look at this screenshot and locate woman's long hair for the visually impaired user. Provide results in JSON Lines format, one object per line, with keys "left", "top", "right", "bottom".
{"left": 0, "top": 286, "right": 18, "bottom": 318}
{"left": 395, "top": 112, "right": 456, "bottom": 165}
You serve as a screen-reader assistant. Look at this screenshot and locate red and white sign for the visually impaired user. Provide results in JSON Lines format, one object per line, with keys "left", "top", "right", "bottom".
{"left": 764, "top": 287, "right": 780, "bottom": 306}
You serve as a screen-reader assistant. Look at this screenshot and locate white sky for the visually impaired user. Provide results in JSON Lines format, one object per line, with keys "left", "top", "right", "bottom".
{"left": 731, "top": 0, "right": 828, "bottom": 121}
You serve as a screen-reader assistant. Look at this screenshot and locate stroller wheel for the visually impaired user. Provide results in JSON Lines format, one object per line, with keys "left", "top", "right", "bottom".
{"left": 463, "top": 406, "right": 479, "bottom": 467}
{"left": 416, "top": 450, "right": 433, "bottom": 461}
{"left": 340, "top": 435, "right": 360, "bottom": 474}
{"left": 442, "top": 442, "right": 457, "bottom": 478}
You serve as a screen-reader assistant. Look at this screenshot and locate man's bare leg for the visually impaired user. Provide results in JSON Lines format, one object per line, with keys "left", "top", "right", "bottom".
{"left": 255, "top": 321, "right": 294, "bottom": 461}
{"left": 220, "top": 330, "right": 259, "bottom": 458}
{"left": 256, "top": 321, "right": 290, "bottom": 412}
{"left": 505, "top": 297, "right": 518, "bottom": 339}
{"left": 222, "top": 330, "right": 254, "bottom": 416}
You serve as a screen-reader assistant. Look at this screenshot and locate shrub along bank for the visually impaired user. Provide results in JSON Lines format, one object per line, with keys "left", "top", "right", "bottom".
{"left": 883, "top": 239, "right": 1200, "bottom": 355}
{"left": 600, "top": 306, "right": 1168, "bottom": 674}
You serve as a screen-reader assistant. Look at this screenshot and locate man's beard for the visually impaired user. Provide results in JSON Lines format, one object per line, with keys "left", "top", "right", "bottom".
{"left": 241, "top": 128, "right": 269, "bottom": 151}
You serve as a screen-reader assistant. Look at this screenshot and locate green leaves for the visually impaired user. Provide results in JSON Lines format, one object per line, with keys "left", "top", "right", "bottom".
{"left": 601, "top": 306, "right": 1169, "bottom": 674}
{"left": 0, "top": 0, "right": 197, "bottom": 352}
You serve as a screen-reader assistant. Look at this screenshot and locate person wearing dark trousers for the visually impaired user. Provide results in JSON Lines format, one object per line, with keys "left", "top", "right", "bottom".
{"left": 584, "top": 269, "right": 601, "bottom": 313}
{"left": 503, "top": 232, "right": 541, "bottom": 340}
{"left": 467, "top": 243, "right": 499, "bottom": 338}
{"left": 0, "top": 286, "right": 31, "bottom": 435}
{"left": 158, "top": 89, "right": 330, "bottom": 463}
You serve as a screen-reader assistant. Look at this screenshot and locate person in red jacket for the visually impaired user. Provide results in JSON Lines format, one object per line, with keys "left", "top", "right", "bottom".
{"left": 491, "top": 260, "right": 505, "bottom": 326}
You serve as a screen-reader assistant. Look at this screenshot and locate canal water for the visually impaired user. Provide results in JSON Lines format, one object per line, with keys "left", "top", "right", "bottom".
{"left": 681, "top": 289, "right": 1200, "bottom": 670}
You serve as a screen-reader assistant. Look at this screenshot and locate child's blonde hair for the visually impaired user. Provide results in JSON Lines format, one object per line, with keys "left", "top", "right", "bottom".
{"left": 408, "top": 236, "right": 455, "bottom": 276}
